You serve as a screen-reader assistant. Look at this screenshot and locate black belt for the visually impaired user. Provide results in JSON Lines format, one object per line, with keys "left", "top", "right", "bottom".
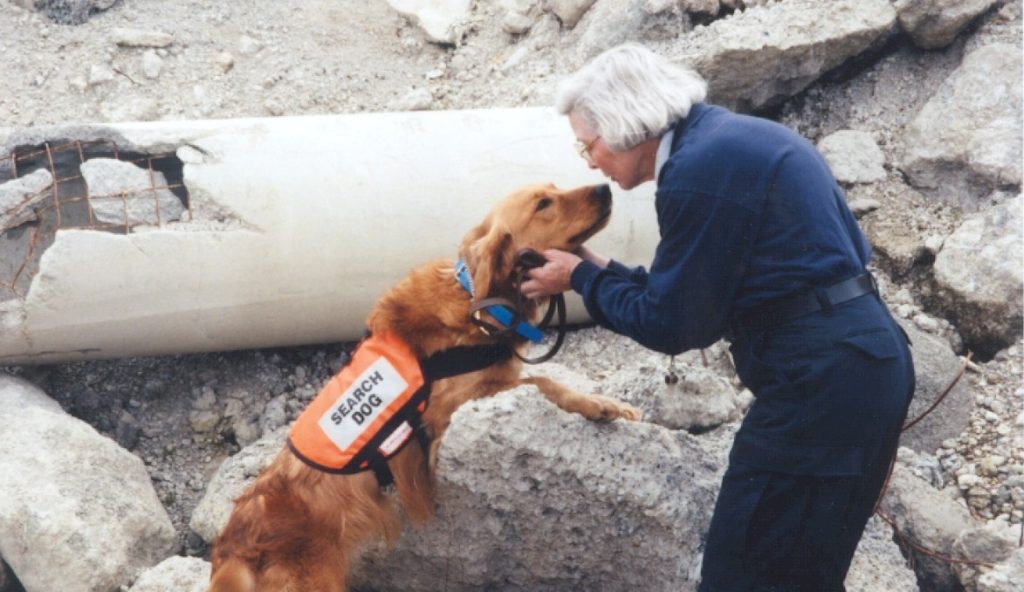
{"left": 732, "top": 272, "right": 877, "bottom": 333}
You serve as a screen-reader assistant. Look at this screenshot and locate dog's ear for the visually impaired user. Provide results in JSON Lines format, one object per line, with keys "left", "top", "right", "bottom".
{"left": 460, "top": 219, "right": 515, "bottom": 300}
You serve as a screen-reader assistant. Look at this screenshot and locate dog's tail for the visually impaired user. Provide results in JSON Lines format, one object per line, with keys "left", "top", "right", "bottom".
{"left": 208, "top": 557, "right": 256, "bottom": 592}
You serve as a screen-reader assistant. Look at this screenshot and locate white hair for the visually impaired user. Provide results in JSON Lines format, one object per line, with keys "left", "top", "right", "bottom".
{"left": 555, "top": 43, "right": 707, "bottom": 152}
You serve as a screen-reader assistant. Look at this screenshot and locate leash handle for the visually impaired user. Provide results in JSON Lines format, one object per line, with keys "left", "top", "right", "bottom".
{"left": 514, "top": 293, "right": 566, "bottom": 364}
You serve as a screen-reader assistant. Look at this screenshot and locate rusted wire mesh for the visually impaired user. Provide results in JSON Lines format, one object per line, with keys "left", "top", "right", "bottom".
{"left": 0, "top": 139, "right": 191, "bottom": 300}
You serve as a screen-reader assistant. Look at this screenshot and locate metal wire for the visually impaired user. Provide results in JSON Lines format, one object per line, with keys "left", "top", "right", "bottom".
{"left": 0, "top": 139, "right": 190, "bottom": 299}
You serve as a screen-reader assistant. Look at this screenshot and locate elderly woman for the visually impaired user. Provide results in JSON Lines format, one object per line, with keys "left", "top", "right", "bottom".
{"left": 522, "top": 43, "right": 915, "bottom": 591}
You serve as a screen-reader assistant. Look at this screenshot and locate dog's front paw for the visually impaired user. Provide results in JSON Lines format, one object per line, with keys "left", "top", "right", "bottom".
{"left": 580, "top": 394, "right": 643, "bottom": 422}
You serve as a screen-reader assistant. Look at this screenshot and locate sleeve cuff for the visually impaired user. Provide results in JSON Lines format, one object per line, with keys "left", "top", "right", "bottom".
{"left": 570, "top": 259, "right": 603, "bottom": 294}
{"left": 607, "top": 259, "right": 635, "bottom": 278}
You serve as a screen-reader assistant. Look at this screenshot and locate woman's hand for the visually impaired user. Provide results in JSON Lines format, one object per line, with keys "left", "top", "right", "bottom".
{"left": 576, "top": 245, "right": 610, "bottom": 269}
{"left": 520, "top": 249, "right": 582, "bottom": 299}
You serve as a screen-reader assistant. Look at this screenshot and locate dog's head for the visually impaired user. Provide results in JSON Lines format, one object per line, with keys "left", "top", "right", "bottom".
{"left": 459, "top": 183, "right": 612, "bottom": 300}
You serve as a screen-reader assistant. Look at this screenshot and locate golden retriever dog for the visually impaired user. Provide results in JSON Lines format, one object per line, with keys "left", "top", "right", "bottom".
{"left": 208, "top": 183, "right": 641, "bottom": 592}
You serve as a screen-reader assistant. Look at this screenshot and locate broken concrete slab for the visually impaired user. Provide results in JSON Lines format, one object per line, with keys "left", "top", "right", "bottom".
{"left": 894, "top": 0, "right": 1003, "bottom": 49}
{"left": 817, "top": 129, "right": 887, "bottom": 185}
{"left": 0, "top": 168, "right": 52, "bottom": 230}
{"left": 668, "top": 0, "right": 897, "bottom": 112}
{"left": 0, "top": 108, "right": 659, "bottom": 364}
{"left": 385, "top": 0, "right": 472, "bottom": 44}
{"left": 350, "top": 388, "right": 718, "bottom": 591}
{"left": 901, "top": 43, "right": 1023, "bottom": 208}
{"left": 931, "top": 194, "right": 1023, "bottom": 356}
{"left": 0, "top": 375, "right": 177, "bottom": 592}
{"left": 127, "top": 555, "right": 211, "bottom": 592}
{"left": 80, "top": 158, "right": 185, "bottom": 226}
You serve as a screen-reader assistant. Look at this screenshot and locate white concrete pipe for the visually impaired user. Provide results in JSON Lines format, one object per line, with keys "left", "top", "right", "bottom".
{"left": 0, "top": 108, "right": 658, "bottom": 364}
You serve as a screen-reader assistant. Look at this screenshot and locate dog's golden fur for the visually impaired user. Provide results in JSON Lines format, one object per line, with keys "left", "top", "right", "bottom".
{"left": 208, "top": 183, "right": 640, "bottom": 592}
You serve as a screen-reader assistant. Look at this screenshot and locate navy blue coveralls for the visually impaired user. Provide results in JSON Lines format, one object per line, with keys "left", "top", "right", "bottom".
{"left": 570, "top": 104, "right": 915, "bottom": 591}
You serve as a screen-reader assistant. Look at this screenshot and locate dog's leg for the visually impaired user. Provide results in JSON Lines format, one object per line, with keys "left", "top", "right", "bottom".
{"left": 518, "top": 376, "right": 641, "bottom": 421}
{"left": 208, "top": 557, "right": 255, "bottom": 592}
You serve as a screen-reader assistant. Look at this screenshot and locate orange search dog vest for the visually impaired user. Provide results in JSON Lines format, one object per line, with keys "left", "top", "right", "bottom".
{"left": 288, "top": 332, "right": 427, "bottom": 475}
{"left": 288, "top": 332, "right": 513, "bottom": 484}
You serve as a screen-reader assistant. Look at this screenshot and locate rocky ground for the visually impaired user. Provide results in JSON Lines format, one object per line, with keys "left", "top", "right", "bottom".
{"left": 0, "top": 0, "right": 1022, "bottom": 591}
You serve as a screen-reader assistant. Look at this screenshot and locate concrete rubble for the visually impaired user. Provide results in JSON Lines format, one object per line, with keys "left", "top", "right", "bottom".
{"left": 670, "top": 0, "right": 898, "bottom": 112}
{"left": 898, "top": 321, "right": 976, "bottom": 455}
{"left": 931, "top": 195, "right": 1023, "bottom": 356}
{"left": 901, "top": 43, "right": 1023, "bottom": 208}
{"left": 0, "top": 375, "right": 176, "bottom": 592}
{"left": 817, "top": 130, "right": 889, "bottom": 185}
{"left": 0, "top": 1, "right": 1020, "bottom": 591}
{"left": 191, "top": 383, "right": 920, "bottom": 592}
{"left": 895, "top": 0, "right": 1004, "bottom": 49}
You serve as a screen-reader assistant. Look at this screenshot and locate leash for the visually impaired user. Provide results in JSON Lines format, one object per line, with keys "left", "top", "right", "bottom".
{"left": 456, "top": 249, "right": 568, "bottom": 365}
{"left": 873, "top": 350, "right": 1007, "bottom": 570}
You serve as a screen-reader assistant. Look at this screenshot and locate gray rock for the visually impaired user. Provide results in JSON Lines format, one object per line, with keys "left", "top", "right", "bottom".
{"left": 141, "top": 50, "right": 163, "bottom": 80}
{"left": 952, "top": 519, "right": 1020, "bottom": 590}
{"left": 388, "top": 87, "right": 434, "bottom": 111}
{"left": 879, "top": 455, "right": 977, "bottom": 592}
{"left": 605, "top": 363, "right": 745, "bottom": 432}
{"left": 546, "top": 0, "right": 596, "bottom": 29}
{"left": 98, "top": 96, "right": 161, "bottom": 123}
{"left": 931, "top": 195, "right": 1023, "bottom": 356}
{"left": 87, "top": 63, "right": 115, "bottom": 87}
{"left": 818, "top": 129, "right": 887, "bottom": 184}
{"left": 901, "top": 44, "right": 1023, "bottom": 207}
{"left": 190, "top": 427, "right": 288, "bottom": 542}
{"left": 0, "top": 168, "right": 52, "bottom": 230}
{"left": 109, "top": 27, "right": 175, "bottom": 48}
{"left": 33, "top": 0, "right": 117, "bottom": 25}
{"left": 670, "top": 0, "right": 897, "bottom": 111}
{"left": 575, "top": 0, "right": 692, "bottom": 60}
{"left": 846, "top": 516, "right": 920, "bottom": 592}
{"left": 682, "top": 0, "right": 721, "bottom": 16}
{"left": 385, "top": 0, "right": 472, "bottom": 45}
{"left": 79, "top": 158, "right": 185, "bottom": 226}
{"left": 848, "top": 197, "right": 881, "bottom": 217}
{"left": 351, "top": 388, "right": 720, "bottom": 591}
{"left": 899, "top": 321, "right": 975, "bottom": 454}
{"left": 0, "top": 375, "right": 176, "bottom": 592}
{"left": 500, "top": 0, "right": 539, "bottom": 34}
{"left": 128, "top": 556, "right": 211, "bottom": 592}
{"left": 895, "top": 0, "right": 1003, "bottom": 49}
{"left": 856, "top": 185, "right": 931, "bottom": 280}
{"left": 976, "top": 547, "right": 1024, "bottom": 592}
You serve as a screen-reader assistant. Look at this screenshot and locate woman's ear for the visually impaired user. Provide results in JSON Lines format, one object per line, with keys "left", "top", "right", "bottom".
{"left": 459, "top": 219, "right": 515, "bottom": 300}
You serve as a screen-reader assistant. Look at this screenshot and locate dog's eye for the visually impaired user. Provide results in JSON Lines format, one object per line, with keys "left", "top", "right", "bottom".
{"left": 536, "top": 197, "right": 553, "bottom": 211}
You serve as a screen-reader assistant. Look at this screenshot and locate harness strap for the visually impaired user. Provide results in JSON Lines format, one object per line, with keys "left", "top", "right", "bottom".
{"left": 371, "top": 457, "right": 396, "bottom": 488}
{"left": 421, "top": 342, "right": 514, "bottom": 379}
{"left": 455, "top": 259, "right": 545, "bottom": 343}
{"left": 364, "top": 341, "right": 514, "bottom": 489}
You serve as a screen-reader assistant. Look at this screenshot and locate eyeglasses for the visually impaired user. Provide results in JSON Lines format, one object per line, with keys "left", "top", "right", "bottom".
{"left": 574, "top": 136, "right": 601, "bottom": 164}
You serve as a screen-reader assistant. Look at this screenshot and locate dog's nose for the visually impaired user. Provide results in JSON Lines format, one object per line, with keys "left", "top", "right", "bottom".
{"left": 594, "top": 184, "right": 612, "bottom": 204}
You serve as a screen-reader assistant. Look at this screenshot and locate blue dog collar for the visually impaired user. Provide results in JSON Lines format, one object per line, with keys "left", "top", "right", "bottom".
{"left": 455, "top": 258, "right": 544, "bottom": 343}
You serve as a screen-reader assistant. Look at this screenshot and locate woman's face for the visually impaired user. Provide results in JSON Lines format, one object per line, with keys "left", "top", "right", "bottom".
{"left": 569, "top": 111, "right": 655, "bottom": 191}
